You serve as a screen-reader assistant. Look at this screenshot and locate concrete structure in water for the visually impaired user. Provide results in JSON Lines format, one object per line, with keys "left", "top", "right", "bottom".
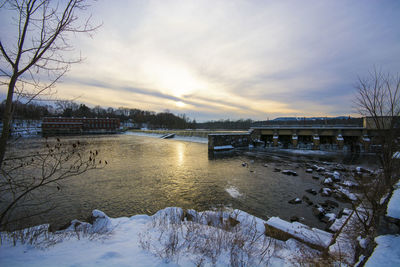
{"left": 208, "top": 117, "right": 399, "bottom": 152}
{"left": 251, "top": 117, "right": 400, "bottom": 152}
{"left": 208, "top": 133, "right": 251, "bottom": 151}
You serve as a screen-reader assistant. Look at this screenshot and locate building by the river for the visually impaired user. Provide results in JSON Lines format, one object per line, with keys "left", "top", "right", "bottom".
{"left": 41, "top": 117, "right": 120, "bottom": 136}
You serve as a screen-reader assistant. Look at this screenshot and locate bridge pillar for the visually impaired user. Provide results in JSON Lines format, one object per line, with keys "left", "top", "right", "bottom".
{"left": 336, "top": 134, "right": 344, "bottom": 150}
{"left": 361, "top": 135, "right": 371, "bottom": 151}
{"left": 273, "top": 134, "right": 279, "bottom": 147}
{"left": 292, "top": 134, "right": 298, "bottom": 148}
{"left": 312, "top": 135, "right": 320, "bottom": 150}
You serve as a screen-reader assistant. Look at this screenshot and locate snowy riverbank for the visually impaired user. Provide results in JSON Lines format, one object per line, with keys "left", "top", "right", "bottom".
{"left": 1, "top": 206, "right": 366, "bottom": 267}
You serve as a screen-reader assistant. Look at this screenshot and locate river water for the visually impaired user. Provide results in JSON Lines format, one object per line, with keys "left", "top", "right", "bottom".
{"left": 6, "top": 133, "right": 377, "bottom": 230}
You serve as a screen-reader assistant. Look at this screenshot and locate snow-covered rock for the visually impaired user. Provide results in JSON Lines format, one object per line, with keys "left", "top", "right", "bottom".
{"left": 320, "top": 187, "right": 332, "bottom": 196}
{"left": 265, "top": 217, "right": 333, "bottom": 251}
{"left": 322, "top": 177, "right": 333, "bottom": 186}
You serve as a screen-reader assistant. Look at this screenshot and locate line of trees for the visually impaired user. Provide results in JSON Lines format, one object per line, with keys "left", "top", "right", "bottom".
{"left": 0, "top": 100, "right": 198, "bottom": 129}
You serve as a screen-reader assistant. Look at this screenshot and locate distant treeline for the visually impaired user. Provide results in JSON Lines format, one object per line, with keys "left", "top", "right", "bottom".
{"left": 196, "top": 119, "right": 253, "bottom": 130}
{"left": 0, "top": 101, "right": 196, "bottom": 129}
{"left": 0, "top": 100, "right": 362, "bottom": 130}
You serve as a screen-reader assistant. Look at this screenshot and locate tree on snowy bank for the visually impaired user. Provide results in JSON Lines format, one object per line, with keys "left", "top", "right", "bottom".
{"left": 0, "top": 0, "right": 102, "bottom": 230}
{"left": 0, "top": 138, "right": 105, "bottom": 230}
{"left": 352, "top": 69, "right": 400, "bottom": 261}
{"left": 0, "top": 0, "right": 100, "bottom": 167}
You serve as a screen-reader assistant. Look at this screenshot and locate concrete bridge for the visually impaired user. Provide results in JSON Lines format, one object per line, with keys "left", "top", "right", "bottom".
{"left": 250, "top": 125, "right": 371, "bottom": 152}
{"left": 207, "top": 117, "right": 399, "bottom": 152}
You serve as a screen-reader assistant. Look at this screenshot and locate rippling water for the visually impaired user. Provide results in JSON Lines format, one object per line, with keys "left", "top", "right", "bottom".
{"left": 6, "top": 134, "right": 375, "bottom": 230}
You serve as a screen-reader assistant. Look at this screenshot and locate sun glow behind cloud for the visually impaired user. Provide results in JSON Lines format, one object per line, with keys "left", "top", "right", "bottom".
{"left": 2, "top": 0, "right": 398, "bottom": 121}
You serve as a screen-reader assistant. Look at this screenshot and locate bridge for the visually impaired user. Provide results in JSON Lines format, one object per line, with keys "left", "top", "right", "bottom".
{"left": 208, "top": 117, "right": 399, "bottom": 152}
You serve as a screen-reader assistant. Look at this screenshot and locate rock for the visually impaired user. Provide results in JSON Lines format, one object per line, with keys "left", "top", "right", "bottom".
{"left": 263, "top": 164, "right": 268, "bottom": 167}
{"left": 321, "top": 213, "right": 336, "bottom": 224}
{"left": 339, "top": 208, "right": 353, "bottom": 217}
{"left": 227, "top": 216, "right": 240, "bottom": 228}
{"left": 325, "top": 200, "right": 339, "bottom": 208}
{"left": 306, "top": 168, "right": 313, "bottom": 173}
{"left": 340, "top": 180, "right": 359, "bottom": 188}
{"left": 242, "top": 162, "right": 248, "bottom": 167}
{"left": 282, "top": 170, "right": 298, "bottom": 176}
{"left": 312, "top": 175, "right": 320, "bottom": 180}
{"left": 274, "top": 168, "right": 281, "bottom": 172}
{"left": 333, "top": 164, "right": 347, "bottom": 172}
{"left": 322, "top": 177, "right": 333, "bottom": 186}
{"left": 290, "top": 216, "right": 300, "bottom": 222}
{"left": 320, "top": 187, "right": 332, "bottom": 197}
{"left": 332, "top": 171, "right": 341, "bottom": 181}
{"left": 332, "top": 192, "right": 348, "bottom": 202}
{"left": 306, "top": 188, "right": 318, "bottom": 195}
{"left": 312, "top": 165, "right": 326, "bottom": 172}
{"left": 288, "top": 198, "right": 302, "bottom": 204}
{"left": 302, "top": 195, "right": 313, "bottom": 205}
{"left": 313, "top": 205, "right": 325, "bottom": 219}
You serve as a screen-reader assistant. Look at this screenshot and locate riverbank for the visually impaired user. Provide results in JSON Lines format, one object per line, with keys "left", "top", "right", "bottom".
{"left": 0, "top": 207, "right": 357, "bottom": 266}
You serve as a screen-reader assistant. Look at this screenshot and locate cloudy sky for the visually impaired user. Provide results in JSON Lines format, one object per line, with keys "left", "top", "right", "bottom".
{"left": 2, "top": 0, "right": 400, "bottom": 121}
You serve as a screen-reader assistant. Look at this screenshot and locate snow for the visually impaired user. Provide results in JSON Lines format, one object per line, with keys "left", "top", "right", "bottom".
{"left": 386, "top": 180, "right": 400, "bottom": 219}
{"left": 321, "top": 187, "right": 332, "bottom": 196}
{"left": 365, "top": 235, "right": 400, "bottom": 267}
{"left": 225, "top": 186, "right": 243, "bottom": 198}
{"left": 323, "top": 178, "right": 333, "bottom": 185}
{"left": 329, "top": 214, "right": 350, "bottom": 232}
{"left": 266, "top": 217, "right": 333, "bottom": 250}
{"left": 324, "top": 213, "right": 336, "bottom": 222}
{"left": 357, "top": 236, "right": 368, "bottom": 249}
{"left": 392, "top": 151, "right": 400, "bottom": 159}
{"left": 0, "top": 208, "right": 326, "bottom": 267}
{"left": 335, "top": 186, "right": 358, "bottom": 201}
{"left": 333, "top": 171, "right": 340, "bottom": 180}
{"left": 341, "top": 180, "right": 359, "bottom": 187}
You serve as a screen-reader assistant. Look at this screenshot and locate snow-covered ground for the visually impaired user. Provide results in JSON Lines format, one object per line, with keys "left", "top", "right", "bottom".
{"left": 386, "top": 180, "right": 400, "bottom": 219}
{"left": 1, "top": 207, "right": 327, "bottom": 267}
{"left": 365, "top": 235, "right": 400, "bottom": 267}
{"left": 125, "top": 131, "right": 208, "bottom": 144}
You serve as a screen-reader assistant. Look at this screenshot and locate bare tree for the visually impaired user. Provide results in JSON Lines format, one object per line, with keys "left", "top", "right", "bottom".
{"left": 354, "top": 69, "right": 400, "bottom": 188}
{"left": 0, "top": 0, "right": 100, "bottom": 167}
{"left": 0, "top": 138, "right": 106, "bottom": 230}
{"left": 352, "top": 69, "right": 400, "bottom": 253}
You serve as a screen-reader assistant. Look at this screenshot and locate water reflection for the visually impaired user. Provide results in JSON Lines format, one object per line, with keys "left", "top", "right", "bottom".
{"left": 176, "top": 142, "right": 185, "bottom": 166}
{"left": 8, "top": 134, "right": 378, "bottom": 231}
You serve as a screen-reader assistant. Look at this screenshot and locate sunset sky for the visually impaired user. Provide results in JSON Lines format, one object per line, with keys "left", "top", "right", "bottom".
{"left": 1, "top": 0, "right": 400, "bottom": 121}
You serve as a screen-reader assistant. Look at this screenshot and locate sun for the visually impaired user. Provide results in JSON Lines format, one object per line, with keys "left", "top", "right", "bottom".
{"left": 175, "top": 101, "right": 186, "bottom": 108}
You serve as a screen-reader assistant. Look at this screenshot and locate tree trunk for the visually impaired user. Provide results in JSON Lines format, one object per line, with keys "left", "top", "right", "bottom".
{"left": 0, "top": 76, "right": 17, "bottom": 168}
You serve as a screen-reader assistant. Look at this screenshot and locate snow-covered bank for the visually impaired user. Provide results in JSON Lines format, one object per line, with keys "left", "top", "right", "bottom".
{"left": 365, "top": 235, "right": 400, "bottom": 266}
{"left": 1, "top": 207, "right": 343, "bottom": 267}
{"left": 125, "top": 131, "right": 208, "bottom": 144}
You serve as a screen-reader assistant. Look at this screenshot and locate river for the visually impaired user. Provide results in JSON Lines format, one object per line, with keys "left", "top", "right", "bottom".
{"left": 4, "top": 133, "right": 377, "bottom": 230}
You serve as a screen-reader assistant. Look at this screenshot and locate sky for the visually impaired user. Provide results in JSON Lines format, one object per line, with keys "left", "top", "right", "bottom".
{"left": 1, "top": 0, "right": 400, "bottom": 122}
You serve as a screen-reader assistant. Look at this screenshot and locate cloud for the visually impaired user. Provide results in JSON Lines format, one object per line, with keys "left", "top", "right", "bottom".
{"left": 3, "top": 0, "right": 398, "bottom": 121}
